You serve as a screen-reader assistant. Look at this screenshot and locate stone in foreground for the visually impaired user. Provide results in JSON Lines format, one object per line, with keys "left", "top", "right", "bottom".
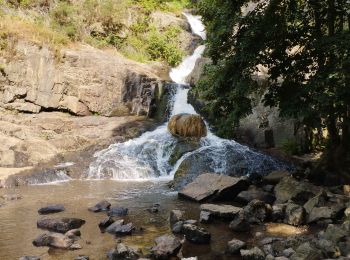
{"left": 240, "top": 247, "right": 265, "bottom": 260}
{"left": 19, "top": 257, "right": 40, "bottom": 260}
{"left": 182, "top": 224, "right": 211, "bottom": 244}
{"left": 178, "top": 173, "right": 249, "bottom": 202}
{"left": 151, "top": 234, "right": 182, "bottom": 259}
{"left": 32, "top": 231, "right": 82, "bottom": 250}
{"left": 227, "top": 239, "right": 246, "bottom": 254}
{"left": 200, "top": 204, "right": 242, "bottom": 220}
{"left": 37, "top": 218, "right": 85, "bottom": 233}
{"left": 106, "top": 220, "right": 134, "bottom": 235}
{"left": 170, "top": 209, "right": 185, "bottom": 225}
{"left": 88, "top": 200, "right": 111, "bottom": 212}
{"left": 107, "top": 243, "right": 140, "bottom": 260}
{"left": 38, "top": 204, "right": 65, "bottom": 215}
{"left": 108, "top": 206, "right": 128, "bottom": 217}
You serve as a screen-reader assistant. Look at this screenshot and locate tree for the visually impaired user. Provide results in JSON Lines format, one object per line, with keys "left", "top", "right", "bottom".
{"left": 196, "top": 0, "right": 350, "bottom": 179}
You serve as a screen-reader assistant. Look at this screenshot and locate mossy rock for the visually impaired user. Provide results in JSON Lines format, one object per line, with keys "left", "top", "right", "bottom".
{"left": 168, "top": 139, "right": 200, "bottom": 166}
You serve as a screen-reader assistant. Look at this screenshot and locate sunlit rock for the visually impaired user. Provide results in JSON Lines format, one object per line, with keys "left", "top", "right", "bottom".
{"left": 167, "top": 113, "right": 207, "bottom": 138}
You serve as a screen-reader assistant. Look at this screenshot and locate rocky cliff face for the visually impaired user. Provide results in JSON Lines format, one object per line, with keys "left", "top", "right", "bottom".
{"left": 0, "top": 41, "right": 165, "bottom": 117}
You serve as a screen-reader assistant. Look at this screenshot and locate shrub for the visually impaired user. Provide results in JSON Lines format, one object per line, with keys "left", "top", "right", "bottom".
{"left": 282, "top": 139, "right": 302, "bottom": 156}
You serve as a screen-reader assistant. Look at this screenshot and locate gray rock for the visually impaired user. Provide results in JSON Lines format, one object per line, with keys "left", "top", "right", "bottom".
{"left": 88, "top": 200, "right": 111, "bottom": 212}
{"left": 19, "top": 257, "right": 40, "bottom": 260}
{"left": 151, "top": 234, "right": 182, "bottom": 259}
{"left": 324, "top": 224, "right": 347, "bottom": 243}
{"left": 282, "top": 248, "right": 295, "bottom": 257}
{"left": 275, "top": 257, "right": 289, "bottom": 260}
{"left": 147, "top": 203, "right": 160, "bottom": 213}
{"left": 107, "top": 243, "right": 140, "bottom": 260}
{"left": 243, "top": 200, "right": 269, "bottom": 224}
{"left": 274, "top": 176, "right": 320, "bottom": 204}
{"left": 170, "top": 209, "right": 185, "bottom": 225}
{"left": 106, "top": 220, "right": 134, "bottom": 235}
{"left": 178, "top": 173, "right": 249, "bottom": 202}
{"left": 284, "top": 203, "right": 305, "bottom": 226}
{"left": 32, "top": 231, "right": 82, "bottom": 250}
{"left": 182, "top": 224, "right": 211, "bottom": 244}
{"left": 290, "top": 242, "right": 321, "bottom": 260}
{"left": 184, "top": 219, "right": 197, "bottom": 225}
{"left": 263, "top": 171, "right": 289, "bottom": 184}
{"left": 199, "top": 211, "right": 211, "bottom": 223}
{"left": 74, "top": 256, "right": 89, "bottom": 260}
{"left": 172, "top": 221, "right": 183, "bottom": 234}
{"left": 315, "top": 239, "right": 337, "bottom": 258}
{"left": 237, "top": 185, "right": 275, "bottom": 204}
{"left": 37, "top": 218, "right": 85, "bottom": 233}
{"left": 271, "top": 204, "right": 286, "bottom": 222}
{"left": 108, "top": 206, "right": 128, "bottom": 216}
{"left": 229, "top": 211, "right": 250, "bottom": 232}
{"left": 227, "top": 239, "right": 246, "bottom": 254}
{"left": 200, "top": 204, "right": 242, "bottom": 220}
{"left": 38, "top": 204, "right": 65, "bottom": 215}
{"left": 240, "top": 247, "right": 265, "bottom": 260}
{"left": 99, "top": 217, "right": 115, "bottom": 230}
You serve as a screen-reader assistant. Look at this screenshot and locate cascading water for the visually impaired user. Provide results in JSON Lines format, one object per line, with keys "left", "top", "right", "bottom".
{"left": 87, "top": 13, "right": 288, "bottom": 182}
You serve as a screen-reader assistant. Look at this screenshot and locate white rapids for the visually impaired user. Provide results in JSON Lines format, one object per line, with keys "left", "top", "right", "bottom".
{"left": 87, "top": 13, "right": 288, "bottom": 181}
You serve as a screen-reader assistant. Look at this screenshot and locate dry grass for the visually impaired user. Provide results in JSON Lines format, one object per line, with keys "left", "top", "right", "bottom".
{"left": 0, "top": 14, "right": 70, "bottom": 49}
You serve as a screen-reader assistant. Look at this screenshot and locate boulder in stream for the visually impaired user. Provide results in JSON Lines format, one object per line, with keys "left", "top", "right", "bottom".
{"left": 37, "top": 217, "right": 85, "bottom": 233}
{"left": 19, "top": 257, "right": 40, "bottom": 260}
{"left": 178, "top": 173, "right": 249, "bottom": 202}
{"left": 151, "top": 234, "right": 182, "bottom": 259}
{"left": 99, "top": 217, "right": 115, "bottom": 230}
{"left": 170, "top": 209, "right": 185, "bottom": 225}
{"left": 88, "top": 200, "right": 111, "bottom": 212}
{"left": 167, "top": 113, "right": 207, "bottom": 138}
{"left": 108, "top": 206, "right": 128, "bottom": 217}
{"left": 200, "top": 204, "right": 242, "bottom": 220}
{"left": 240, "top": 247, "right": 265, "bottom": 260}
{"left": 227, "top": 239, "right": 246, "bottom": 254}
{"left": 38, "top": 204, "right": 65, "bottom": 215}
{"left": 182, "top": 224, "right": 211, "bottom": 244}
{"left": 107, "top": 242, "right": 140, "bottom": 260}
{"left": 32, "top": 230, "right": 82, "bottom": 250}
{"left": 106, "top": 220, "right": 135, "bottom": 235}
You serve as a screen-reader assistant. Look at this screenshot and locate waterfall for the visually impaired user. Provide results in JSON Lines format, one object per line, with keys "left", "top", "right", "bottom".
{"left": 87, "top": 13, "right": 288, "bottom": 182}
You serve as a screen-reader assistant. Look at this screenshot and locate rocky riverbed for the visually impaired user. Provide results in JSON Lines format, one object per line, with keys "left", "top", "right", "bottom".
{"left": 1, "top": 169, "right": 350, "bottom": 260}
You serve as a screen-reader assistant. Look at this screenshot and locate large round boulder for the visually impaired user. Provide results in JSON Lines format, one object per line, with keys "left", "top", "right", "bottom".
{"left": 167, "top": 114, "right": 207, "bottom": 138}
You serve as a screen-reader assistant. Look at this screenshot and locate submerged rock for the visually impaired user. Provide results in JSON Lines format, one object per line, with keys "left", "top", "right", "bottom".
{"left": 88, "top": 200, "right": 111, "bottom": 212}
{"left": 2, "top": 194, "right": 22, "bottom": 201}
{"left": 108, "top": 206, "right": 128, "bottom": 217}
{"left": 178, "top": 173, "right": 249, "bottom": 202}
{"left": 151, "top": 234, "right": 182, "bottom": 259}
{"left": 38, "top": 204, "right": 65, "bottom": 215}
{"left": 37, "top": 218, "right": 85, "bottom": 233}
{"left": 168, "top": 113, "right": 207, "bottom": 138}
{"left": 107, "top": 243, "right": 140, "bottom": 260}
{"left": 182, "top": 224, "right": 211, "bottom": 244}
{"left": 32, "top": 231, "right": 82, "bottom": 250}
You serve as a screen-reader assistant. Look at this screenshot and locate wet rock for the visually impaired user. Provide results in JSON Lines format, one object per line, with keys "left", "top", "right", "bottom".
{"left": 178, "top": 173, "right": 249, "bottom": 202}
{"left": 88, "top": 200, "right": 111, "bottom": 212}
{"left": 274, "top": 176, "right": 321, "bottom": 204}
{"left": 75, "top": 256, "right": 89, "bottom": 260}
{"left": 315, "top": 239, "right": 338, "bottom": 258}
{"left": 200, "top": 204, "right": 242, "bottom": 220}
{"left": 170, "top": 209, "right": 185, "bottom": 225}
{"left": 106, "top": 220, "right": 134, "bottom": 235}
{"left": 151, "top": 234, "right": 182, "bottom": 259}
{"left": 184, "top": 219, "right": 197, "bottom": 225}
{"left": 168, "top": 139, "right": 200, "bottom": 166}
{"left": 236, "top": 186, "right": 275, "bottom": 204}
{"left": 2, "top": 194, "right": 22, "bottom": 201}
{"left": 19, "top": 257, "right": 40, "bottom": 260}
{"left": 147, "top": 203, "right": 160, "bottom": 213}
{"left": 108, "top": 206, "right": 128, "bottom": 217}
{"left": 172, "top": 221, "right": 184, "bottom": 234}
{"left": 227, "top": 239, "right": 246, "bottom": 254}
{"left": 168, "top": 113, "right": 207, "bottom": 138}
{"left": 199, "top": 211, "right": 211, "bottom": 223}
{"left": 284, "top": 203, "right": 305, "bottom": 226}
{"left": 37, "top": 218, "right": 85, "bottom": 233}
{"left": 324, "top": 224, "right": 347, "bottom": 243}
{"left": 99, "top": 217, "right": 115, "bottom": 230}
{"left": 243, "top": 200, "right": 269, "bottom": 224}
{"left": 271, "top": 204, "right": 286, "bottom": 222}
{"left": 229, "top": 211, "right": 250, "bottom": 232}
{"left": 32, "top": 232, "right": 82, "bottom": 250}
{"left": 38, "top": 204, "right": 65, "bottom": 215}
{"left": 182, "top": 224, "right": 211, "bottom": 244}
{"left": 282, "top": 248, "right": 295, "bottom": 257}
{"left": 240, "top": 247, "right": 265, "bottom": 260}
{"left": 290, "top": 242, "right": 321, "bottom": 260}
{"left": 262, "top": 184, "right": 274, "bottom": 193}
{"left": 263, "top": 171, "right": 289, "bottom": 184}
{"left": 107, "top": 243, "right": 140, "bottom": 260}
{"left": 65, "top": 229, "right": 81, "bottom": 240}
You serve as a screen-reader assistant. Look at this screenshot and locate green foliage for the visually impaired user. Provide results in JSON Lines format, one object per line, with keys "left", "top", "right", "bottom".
{"left": 282, "top": 139, "right": 302, "bottom": 156}
{"left": 134, "top": 0, "right": 191, "bottom": 13}
{"left": 196, "top": 0, "right": 350, "bottom": 154}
